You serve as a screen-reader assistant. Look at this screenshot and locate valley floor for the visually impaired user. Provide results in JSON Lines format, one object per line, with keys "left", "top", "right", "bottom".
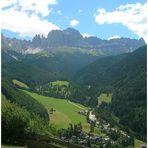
{"left": 20, "top": 90, "right": 146, "bottom": 148}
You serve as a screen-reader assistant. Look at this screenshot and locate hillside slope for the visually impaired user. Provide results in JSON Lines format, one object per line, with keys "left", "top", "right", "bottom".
{"left": 75, "top": 45, "right": 146, "bottom": 89}
{"left": 75, "top": 45, "right": 146, "bottom": 140}
{"left": 2, "top": 80, "right": 49, "bottom": 121}
{"left": 23, "top": 90, "right": 89, "bottom": 131}
{"left": 2, "top": 49, "right": 97, "bottom": 84}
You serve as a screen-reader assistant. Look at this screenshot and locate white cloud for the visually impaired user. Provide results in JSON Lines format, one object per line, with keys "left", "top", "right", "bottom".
{"left": 70, "top": 19, "right": 79, "bottom": 27}
{"left": 94, "top": 2, "right": 147, "bottom": 42}
{"left": 81, "top": 33, "right": 91, "bottom": 38}
{"left": 1, "top": 0, "right": 60, "bottom": 38}
{"left": 108, "top": 35, "right": 121, "bottom": 40}
{"left": 1, "top": 0, "right": 57, "bottom": 16}
{"left": 1, "top": 10, "right": 59, "bottom": 37}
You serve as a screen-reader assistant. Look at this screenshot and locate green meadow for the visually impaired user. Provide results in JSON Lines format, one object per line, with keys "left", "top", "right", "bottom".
{"left": 12, "top": 80, "right": 29, "bottom": 89}
{"left": 98, "top": 93, "right": 112, "bottom": 104}
{"left": 23, "top": 90, "right": 90, "bottom": 131}
{"left": 51, "top": 80, "right": 69, "bottom": 86}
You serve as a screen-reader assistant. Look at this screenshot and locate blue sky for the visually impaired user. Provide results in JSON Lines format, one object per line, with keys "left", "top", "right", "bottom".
{"left": 1, "top": 0, "right": 147, "bottom": 41}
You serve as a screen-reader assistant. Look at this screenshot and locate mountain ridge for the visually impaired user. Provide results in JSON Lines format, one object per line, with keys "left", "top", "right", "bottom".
{"left": 2, "top": 28, "right": 145, "bottom": 56}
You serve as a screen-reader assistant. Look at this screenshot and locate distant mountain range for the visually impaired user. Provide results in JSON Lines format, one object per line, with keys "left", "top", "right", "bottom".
{"left": 2, "top": 28, "right": 145, "bottom": 56}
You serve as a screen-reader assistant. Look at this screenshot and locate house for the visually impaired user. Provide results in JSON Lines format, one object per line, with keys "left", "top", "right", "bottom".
{"left": 89, "top": 111, "right": 96, "bottom": 122}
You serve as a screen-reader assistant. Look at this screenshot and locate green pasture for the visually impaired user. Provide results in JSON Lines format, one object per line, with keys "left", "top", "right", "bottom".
{"left": 51, "top": 80, "right": 69, "bottom": 86}
{"left": 23, "top": 90, "right": 90, "bottom": 131}
{"left": 98, "top": 93, "right": 112, "bottom": 104}
{"left": 12, "top": 80, "right": 29, "bottom": 89}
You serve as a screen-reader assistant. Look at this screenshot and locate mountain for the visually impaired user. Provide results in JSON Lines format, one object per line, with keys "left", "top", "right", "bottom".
{"left": 32, "top": 28, "right": 86, "bottom": 49}
{"left": 2, "top": 28, "right": 145, "bottom": 56}
{"left": 46, "top": 28, "right": 83, "bottom": 48}
{"left": 31, "top": 28, "right": 145, "bottom": 55}
{"left": 75, "top": 45, "right": 146, "bottom": 139}
{"left": 1, "top": 34, "right": 30, "bottom": 53}
{"left": 2, "top": 31, "right": 99, "bottom": 84}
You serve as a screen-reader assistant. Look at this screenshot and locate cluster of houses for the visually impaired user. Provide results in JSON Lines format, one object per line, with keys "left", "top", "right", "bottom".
{"left": 77, "top": 109, "right": 133, "bottom": 147}
{"left": 61, "top": 130, "right": 111, "bottom": 147}
{"left": 59, "top": 107, "right": 137, "bottom": 147}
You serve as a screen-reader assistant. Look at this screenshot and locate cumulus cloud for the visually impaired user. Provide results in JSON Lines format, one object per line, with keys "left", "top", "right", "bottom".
{"left": 1, "top": 0, "right": 59, "bottom": 38}
{"left": 1, "top": 10, "right": 59, "bottom": 37}
{"left": 1, "top": 0, "right": 57, "bottom": 16}
{"left": 94, "top": 2, "right": 147, "bottom": 42}
{"left": 70, "top": 19, "right": 79, "bottom": 27}
{"left": 108, "top": 35, "right": 120, "bottom": 40}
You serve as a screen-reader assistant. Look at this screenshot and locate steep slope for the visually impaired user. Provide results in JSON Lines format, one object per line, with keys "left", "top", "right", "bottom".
{"left": 2, "top": 52, "right": 64, "bottom": 84}
{"left": 2, "top": 79, "right": 49, "bottom": 122}
{"left": 75, "top": 45, "right": 146, "bottom": 140}
{"left": 2, "top": 49, "right": 97, "bottom": 84}
{"left": 75, "top": 46, "right": 146, "bottom": 89}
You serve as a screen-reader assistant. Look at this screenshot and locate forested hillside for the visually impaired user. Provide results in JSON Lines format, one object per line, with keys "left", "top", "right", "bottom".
{"left": 75, "top": 45, "right": 146, "bottom": 140}
{"left": 75, "top": 46, "right": 146, "bottom": 89}
{"left": 2, "top": 79, "right": 49, "bottom": 121}
{"left": 1, "top": 80, "right": 58, "bottom": 145}
{"left": 2, "top": 49, "right": 97, "bottom": 84}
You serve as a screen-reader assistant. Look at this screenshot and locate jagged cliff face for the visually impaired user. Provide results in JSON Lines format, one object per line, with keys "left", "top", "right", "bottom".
{"left": 1, "top": 28, "right": 145, "bottom": 56}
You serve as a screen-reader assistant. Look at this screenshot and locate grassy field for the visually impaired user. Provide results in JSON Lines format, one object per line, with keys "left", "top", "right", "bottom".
{"left": 51, "top": 80, "right": 69, "bottom": 86}
{"left": 98, "top": 93, "right": 112, "bottom": 104}
{"left": 23, "top": 90, "right": 90, "bottom": 131}
{"left": 134, "top": 139, "right": 146, "bottom": 148}
{"left": 12, "top": 80, "right": 29, "bottom": 89}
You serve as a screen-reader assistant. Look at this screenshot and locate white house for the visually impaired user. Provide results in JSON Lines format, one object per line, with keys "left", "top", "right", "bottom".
{"left": 89, "top": 111, "right": 96, "bottom": 122}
